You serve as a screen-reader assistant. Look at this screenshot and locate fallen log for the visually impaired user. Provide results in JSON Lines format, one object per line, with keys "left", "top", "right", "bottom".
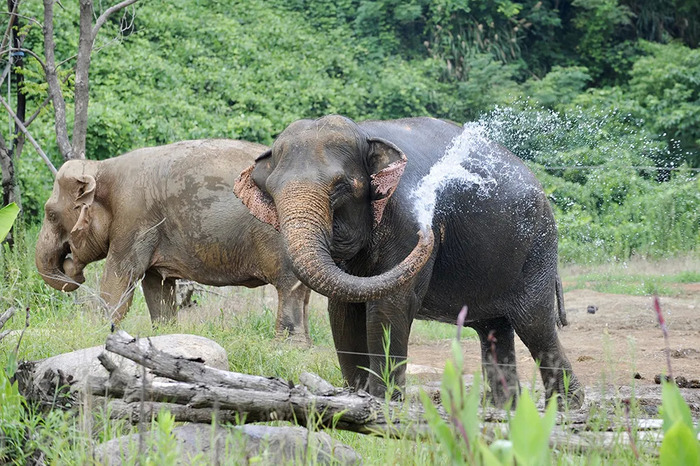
{"left": 92, "top": 332, "right": 432, "bottom": 437}
{"left": 0, "top": 306, "right": 17, "bottom": 342}
{"left": 104, "top": 330, "right": 290, "bottom": 393}
{"left": 90, "top": 330, "right": 680, "bottom": 451}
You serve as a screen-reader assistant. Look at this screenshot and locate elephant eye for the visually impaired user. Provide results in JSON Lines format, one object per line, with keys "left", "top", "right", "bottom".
{"left": 330, "top": 180, "right": 353, "bottom": 208}
{"left": 47, "top": 210, "right": 58, "bottom": 223}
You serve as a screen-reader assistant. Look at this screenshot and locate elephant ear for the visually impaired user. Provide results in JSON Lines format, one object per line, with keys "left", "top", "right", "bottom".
{"left": 368, "top": 137, "right": 407, "bottom": 228}
{"left": 233, "top": 150, "right": 280, "bottom": 230}
{"left": 69, "top": 174, "right": 96, "bottom": 248}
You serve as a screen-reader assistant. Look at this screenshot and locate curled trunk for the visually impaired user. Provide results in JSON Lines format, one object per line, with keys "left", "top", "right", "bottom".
{"left": 35, "top": 230, "right": 82, "bottom": 292}
{"left": 276, "top": 183, "right": 434, "bottom": 302}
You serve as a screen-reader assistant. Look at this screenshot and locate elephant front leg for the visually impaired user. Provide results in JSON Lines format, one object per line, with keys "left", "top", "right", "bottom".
{"left": 100, "top": 259, "right": 137, "bottom": 326}
{"left": 365, "top": 294, "right": 417, "bottom": 399}
{"left": 142, "top": 270, "right": 177, "bottom": 325}
{"left": 472, "top": 317, "right": 521, "bottom": 408}
{"left": 329, "top": 300, "right": 369, "bottom": 391}
{"left": 275, "top": 280, "right": 312, "bottom": 346}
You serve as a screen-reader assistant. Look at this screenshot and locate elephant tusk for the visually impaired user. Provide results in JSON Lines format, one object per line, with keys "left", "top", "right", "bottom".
{"left": 290, "top": 280, "right": 303, "bottom": 292}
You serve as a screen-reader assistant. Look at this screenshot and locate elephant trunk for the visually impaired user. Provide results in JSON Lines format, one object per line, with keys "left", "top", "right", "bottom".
{"left": 276, "top": 182, "right": 434, "bottom": 302}
{"left": 35, "top": 227, "right": 82, "bottom": 292}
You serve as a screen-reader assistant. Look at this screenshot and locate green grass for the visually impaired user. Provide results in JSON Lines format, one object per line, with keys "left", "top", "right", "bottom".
{"left": 561, "top": 256, "right": 700, "bottom": 296}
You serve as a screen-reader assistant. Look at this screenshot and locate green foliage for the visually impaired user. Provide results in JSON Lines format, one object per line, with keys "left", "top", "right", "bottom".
{"left": 659, "top": 381, "right": 700, "bottom": 466}
{"left": 147, "top": 409, "right": 179, "bottom": 465}
{"left": 4, "top": 0, "right": 700, "bottom": 261}
{"left": 523, "top": 66, "right": 592, "bottom": 109}
{"left": 0, "top": 364, "right": 26, "bottom": 462}
{"left": 419, "top": 339, "right": 482, "bottom": 463}
{"left": 482, "top": 103, "right": 699, "bottom": 263}
{"left": 626, "top": 41, "right": 700, "bottom": 167}
{"left": 360, "top": 326, "right": 408, "bottom": 399}
{"left": 509, "top": 391, "right": 558, "bottom": 466}
{"left": 571, "top": 0, "right": 635, "bottom": 83}
{"left": 0, "top": 203, "right": 19, "bottom": 241}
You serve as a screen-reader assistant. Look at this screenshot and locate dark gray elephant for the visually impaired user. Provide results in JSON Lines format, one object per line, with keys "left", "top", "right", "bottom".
{"left": 234, "top": 115, "right": 583, "bottom": 408}
{"left": 36, "top": 139, "right": 311, "bottom": 344}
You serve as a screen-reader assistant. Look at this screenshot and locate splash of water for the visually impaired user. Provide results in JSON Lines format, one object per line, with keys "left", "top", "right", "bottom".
{"left": 411, "top": 122, "right": 498, "bottom": 231}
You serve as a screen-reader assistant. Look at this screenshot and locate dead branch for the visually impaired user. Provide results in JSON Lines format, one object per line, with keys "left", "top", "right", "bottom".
{"left": 0, "top": 306, "right": 17, "bottom": 341}
{"left": 9, "top": 328, "right": 668, "bottom": 452}
{"left": 0, "top": 0, "right": 20, "bottom": 52}
{"left": 96, "top": 331, "right": 666, "bottom": 448}
{"left": 92, "top": 0, "right": 138, "bottom": 37}
{"left": 105, "top": 330, "right": 291, "bottom": 392}
{"left": 96, "top": 330, "right": 431, "bottom": 438}
{"left": 0, "top": 94, "right": 56, "bottom": 174}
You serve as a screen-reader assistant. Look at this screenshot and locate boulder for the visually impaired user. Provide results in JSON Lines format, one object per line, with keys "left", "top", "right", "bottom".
{"left": 18, "top": 334, "right": 228, "bottom": 405}
{"left": 95, "top": 423, "right": 361, "bottom": 465}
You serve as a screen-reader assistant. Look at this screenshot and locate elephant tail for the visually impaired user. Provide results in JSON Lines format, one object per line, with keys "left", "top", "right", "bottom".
{"left": 555, "top": 274, "right": 568, "bottom": 328}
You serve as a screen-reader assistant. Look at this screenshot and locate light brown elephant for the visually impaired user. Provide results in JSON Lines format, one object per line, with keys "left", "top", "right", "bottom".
{"left": 35, "top": 139, "right": 311, "bottom": 344}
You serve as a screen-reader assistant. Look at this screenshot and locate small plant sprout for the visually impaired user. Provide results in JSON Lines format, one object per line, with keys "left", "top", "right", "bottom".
{"left": 653, "top": 295, "right": 673, "bottom": 380}
{"left": 419, "top": 305, "right": 482, "bottom": 463}
{"left": 562, "top": 370, "right": 571, "bottom": 411}
{"left": 360, "top": 325, "right": 408, "bottom": 400}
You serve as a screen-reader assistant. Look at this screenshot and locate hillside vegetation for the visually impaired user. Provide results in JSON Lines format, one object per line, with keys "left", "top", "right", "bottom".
{"left": 6, "top": 0, "right": 700, "bottom": 261}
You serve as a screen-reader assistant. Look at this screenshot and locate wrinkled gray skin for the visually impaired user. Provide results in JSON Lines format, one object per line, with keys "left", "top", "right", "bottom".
{"left": 235, "top": 115, "right": 583, "bottom": 409}
{"left": 36, "top": 140, "right": 311, "bottom": 344}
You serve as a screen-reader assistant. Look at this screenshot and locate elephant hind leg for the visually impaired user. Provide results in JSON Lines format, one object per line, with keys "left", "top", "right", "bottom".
{"left": 511, "top": 308, "right": 584, "bottom": 410}
{"left": 142, "top": 270, "right": 177, "bottom": 325}
{"left": 472, "top": 317, "right": 520, "bottom": 408}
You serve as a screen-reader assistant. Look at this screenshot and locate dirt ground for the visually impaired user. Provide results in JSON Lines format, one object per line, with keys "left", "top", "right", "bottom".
{"left": 406, "top": 285, "right": 700, "bottom": 393}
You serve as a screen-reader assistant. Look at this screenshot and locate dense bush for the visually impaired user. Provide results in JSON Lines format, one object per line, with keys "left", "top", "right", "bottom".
{"left": 1, "top": 0, "right": 698, "bottom": 262}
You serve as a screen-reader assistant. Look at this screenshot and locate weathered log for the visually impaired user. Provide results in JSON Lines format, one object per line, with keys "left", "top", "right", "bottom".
{"left": 0, "top": 306, "right": 17, "bottom": 342}
{"left": 105, "top": 330, "right": 289, "bottom": 392}
{"left": 88, "top": 362, "right": 431, "bottom": 437}
{"left": 89, "top": 330, "right": 694, "bottom": 450}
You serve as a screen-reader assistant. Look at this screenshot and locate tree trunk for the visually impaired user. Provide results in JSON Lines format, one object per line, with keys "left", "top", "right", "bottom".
{"left": 0, "top": 133, "right": 20, "bottom": 245}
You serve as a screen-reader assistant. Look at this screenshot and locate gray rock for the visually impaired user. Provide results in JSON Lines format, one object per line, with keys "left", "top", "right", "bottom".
{"left": 25, "top": 334, "right": 228, "bottom": 403}
{"left": 95, "top": 423, "right": 361, "bottom": 465}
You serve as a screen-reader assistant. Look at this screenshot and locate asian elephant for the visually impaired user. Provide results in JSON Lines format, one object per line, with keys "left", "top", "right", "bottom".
{"left": 234, "top": 115, "right": 583, "bottom": 409}
{"left": 36, "top": 139, "right": 312, "bottom": 344}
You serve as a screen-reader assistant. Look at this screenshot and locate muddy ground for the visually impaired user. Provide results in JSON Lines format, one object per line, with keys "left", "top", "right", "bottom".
{"left": 406, "top": 285, "right": 700, "bottom": 409}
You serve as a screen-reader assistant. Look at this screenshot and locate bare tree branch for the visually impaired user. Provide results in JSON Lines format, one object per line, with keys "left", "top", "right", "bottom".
{"left": 56, "top": 53, "right": 77, "bottom": 68}
{"left": 92, "top": 0, "right": 137, "bottom": 37}
{"left": 0, "top": 11, "right": 42, "bottom": 30}
{"left": 0, "top": 306, "right": 17, "bottom": 329}
{"left": 0, "top": 0, "right": 20, "bottom": 53}
{"left": 43, "top": 0, "right": 72, "bottom": 160}
{"left": 0, "top": 93, "right": 57, "bottom": 174}
{"left": 23, "top": 95, "right": 50, "bottom": 127}
{"left": 0, "top": 47, "right": 47, "bottom": 69}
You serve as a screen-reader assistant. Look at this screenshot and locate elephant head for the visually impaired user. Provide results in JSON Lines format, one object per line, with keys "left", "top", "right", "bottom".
{"left": 36, "top": 160, "right": 111, "bottom": 292}
{"left": 234, "top": 115, "right": 434, "bottom": 302}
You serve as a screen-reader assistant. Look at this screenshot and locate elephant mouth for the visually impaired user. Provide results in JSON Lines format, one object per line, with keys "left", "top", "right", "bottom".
{"left": 56, "top": 243, "right": 85, "bottom": 289}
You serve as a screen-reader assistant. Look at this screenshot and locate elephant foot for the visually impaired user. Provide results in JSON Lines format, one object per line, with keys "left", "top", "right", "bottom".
{"left": 276, "top": 330, "right": 312, "bottom": 348}
{"left": 559, "top": 385, "right": 585, "bottom": 411}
